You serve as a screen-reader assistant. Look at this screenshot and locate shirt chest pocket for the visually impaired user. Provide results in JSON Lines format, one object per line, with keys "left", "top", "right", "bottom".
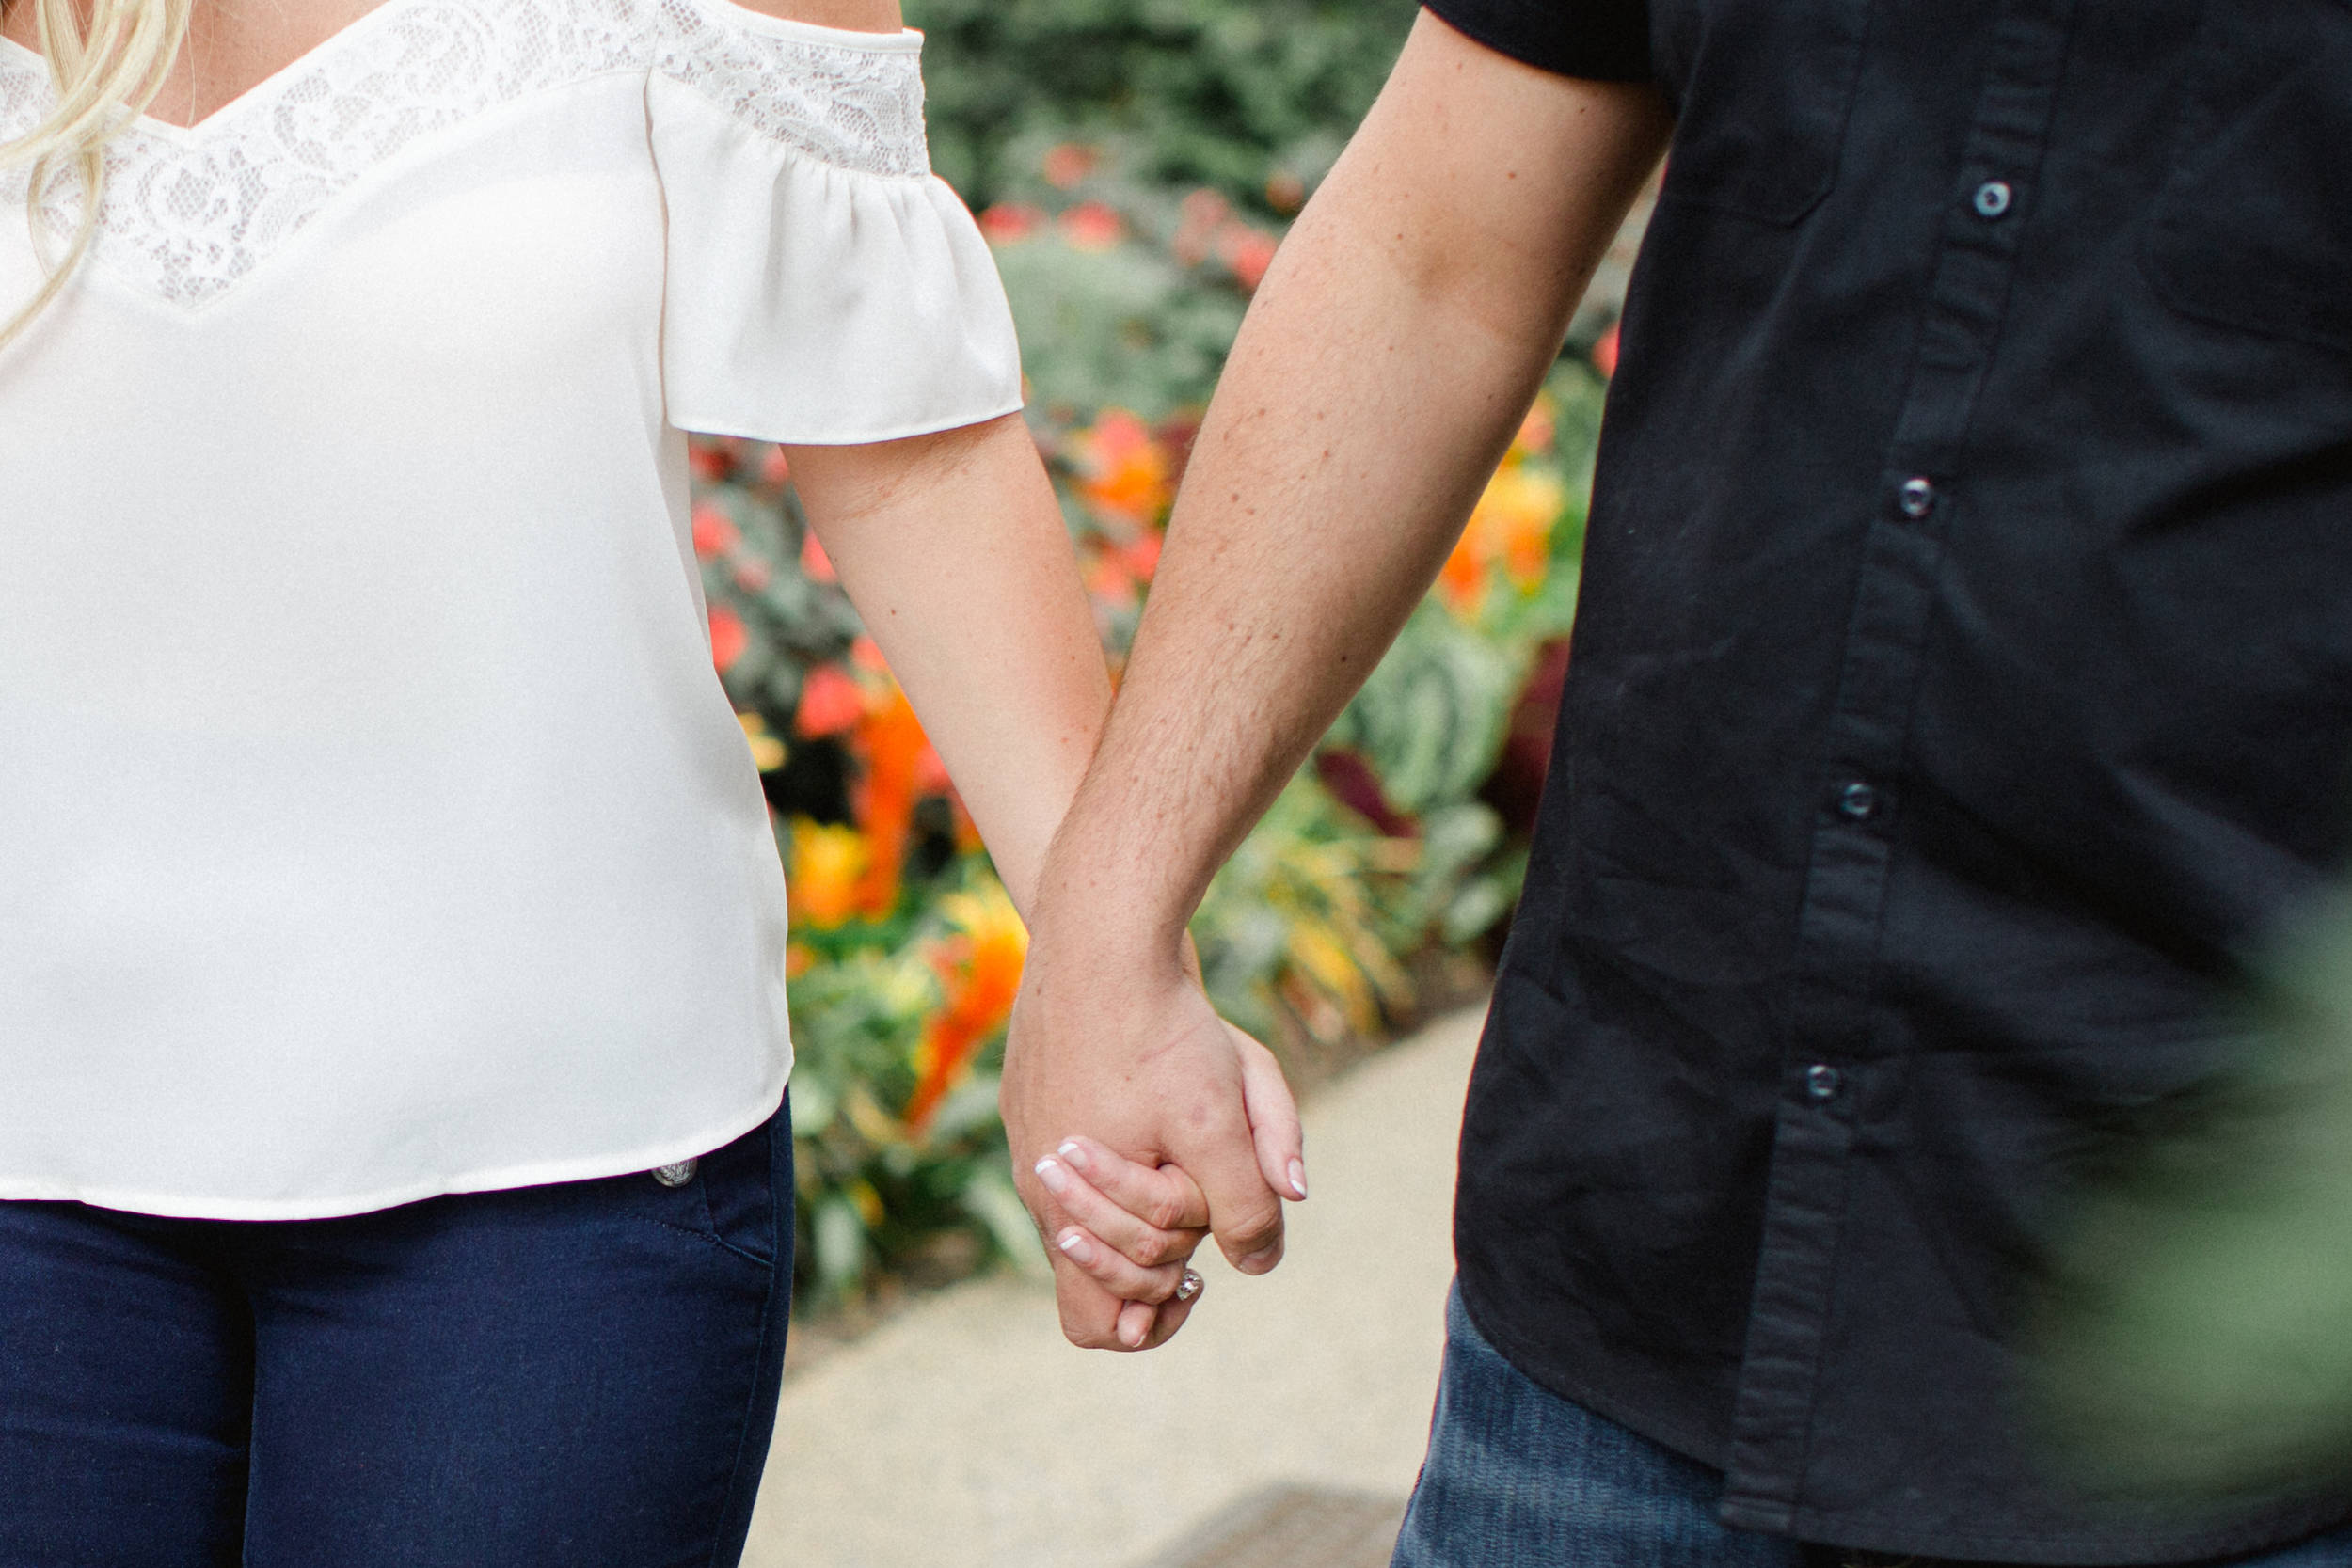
{"left": 2138, "top": 0, "right": 2352, "bottom": 353}
{"left": 1651, "top": 0, "right": 1872, "bottom": 226}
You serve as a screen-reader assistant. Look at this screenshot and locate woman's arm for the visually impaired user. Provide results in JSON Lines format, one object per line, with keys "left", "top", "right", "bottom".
{"left": 787, "top": 415, "right": 1242, "bottom": 1331}
{"left": 781, "top": 415, "right": 1108, "bottom": 920}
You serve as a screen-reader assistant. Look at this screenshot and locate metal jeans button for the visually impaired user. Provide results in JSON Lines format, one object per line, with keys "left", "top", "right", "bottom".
{"left": 651, "top": 1157, "right": 699, "bottom": 1187}
{"left": 1804, "top": 1064, "right": 1843, "bottom": 1101}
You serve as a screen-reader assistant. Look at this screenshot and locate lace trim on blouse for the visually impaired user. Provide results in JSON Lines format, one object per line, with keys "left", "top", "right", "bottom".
{"left": 0, "top": 0, "right": 929, "bottom": 309}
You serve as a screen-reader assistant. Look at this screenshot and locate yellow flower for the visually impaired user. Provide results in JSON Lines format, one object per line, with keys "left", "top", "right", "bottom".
{"left": 739, "top": 711, "right": 787, "bottom": 772}
{"left": 787, "top": 818, "right": 868, "bottom": 930}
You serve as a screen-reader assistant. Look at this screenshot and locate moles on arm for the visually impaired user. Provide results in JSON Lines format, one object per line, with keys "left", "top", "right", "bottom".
{"left": 1005, "top": 10, "right": 1671, "bottom": 1351}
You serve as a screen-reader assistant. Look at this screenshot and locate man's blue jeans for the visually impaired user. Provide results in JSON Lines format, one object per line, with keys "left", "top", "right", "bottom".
{"left": 1392, "top": 1284, "right": 2352, "bottom": 1568}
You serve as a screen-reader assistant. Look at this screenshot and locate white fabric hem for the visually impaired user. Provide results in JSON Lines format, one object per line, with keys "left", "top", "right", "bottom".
{"left": 0, "top": 1076, "right": 791, "bottom": 1222}
{"left": 671, "top": 389, "right": 1025, "bottom": 450}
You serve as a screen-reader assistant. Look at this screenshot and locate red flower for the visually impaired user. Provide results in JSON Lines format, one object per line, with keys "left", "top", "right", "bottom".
{"left": 1041, "top": 142, "right": 1101, "bottom": 190}
{"left": 978, "top": 201, "right": 1044, "bottom": 245}
{"left": 800, "top": 529, "right": 836, "bottom": 583}
{"left": 1172, "top": 188, "right": 1230, "bottom": 266}
{"left": 1592, "top": 322, "right": 1621, "bottom": 378}
{"left": 1120, "top": 530, "right": 1164, "bottom": 583}
{"left": 691, "top": 502, "right": 739, "bottom": 559}
{"left": 688, "top": 439, "right": 735, "bottom": 482}
{"left": 1216, "top": 224, "right": 1279, "bottom": 291}
{"left": 708, "top": 606, "right": 749, "bottom": 673}
{"left": 794, "top": 662, "right": 866, "bottom": 737}
{"left": 1058, "top": 200, "right": 1125, "bottom": 253}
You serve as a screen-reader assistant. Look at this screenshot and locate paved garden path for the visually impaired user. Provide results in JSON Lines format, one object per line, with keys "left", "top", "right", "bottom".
{"left": 739, "top": 1002, "right": 1485, "bottom": 1568}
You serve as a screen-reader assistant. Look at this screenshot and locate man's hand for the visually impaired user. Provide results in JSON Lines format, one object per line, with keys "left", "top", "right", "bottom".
{"left": 1001, "top": 949, "right": 1303, "bottom": 1350}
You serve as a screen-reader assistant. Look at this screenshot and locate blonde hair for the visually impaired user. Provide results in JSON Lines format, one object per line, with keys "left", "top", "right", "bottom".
{"left": 0, "top": 0, "right": 191, "bottom": 348}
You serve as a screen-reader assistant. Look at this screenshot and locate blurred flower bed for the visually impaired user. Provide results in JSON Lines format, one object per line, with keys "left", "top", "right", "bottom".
{"left": 693, "top": 146, "right": 1617, "bottom": 1304}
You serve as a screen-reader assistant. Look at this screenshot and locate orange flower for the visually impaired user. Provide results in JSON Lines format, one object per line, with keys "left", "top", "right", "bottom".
{"left": 1073, "top": 408, "right": 1170, "bottom": 527}
{"left": 787, "top": 818, "right": 867, "bottom": 930}
{"left": 1438, "top": 464, "right": 1565, "bottom": 617}
{"left": 795, "top": 662, "right": 866, "bottom": 737}
{"left": 687, "top": 438, "right": 735, "bottom": 482}
{"left": 1482, "top": 467, "right": 1566, "bottom": 592}
{"left": 905, "top": 883, "right": 1028, "bottom": 1133}
{"left": 847, "top": 681, "right": 931, "bottom": 921}
{"left": 708, "top": 606, "right": 749, "bottom": 672}
{"left": 1436, "top": 533, "right": 1487, "bottom": 616}
{"left": 1592, "top": 322, "right": 1620, "bottom": 378}
{"left": 1437, "top": 410, "right": 1567, "bottom": 619}
{"left": 1058, "top": 200, "right": 1125, "bottom": 253}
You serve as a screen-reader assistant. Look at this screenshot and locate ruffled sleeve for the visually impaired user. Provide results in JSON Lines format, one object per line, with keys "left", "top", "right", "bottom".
{"left": 648, "top": 0, "right": 1023, "bottom": 444}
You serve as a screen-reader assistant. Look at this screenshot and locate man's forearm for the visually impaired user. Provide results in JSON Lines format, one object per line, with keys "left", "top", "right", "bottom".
{"left": 1031, "top": 14, "right": 1670, "bottom": 955}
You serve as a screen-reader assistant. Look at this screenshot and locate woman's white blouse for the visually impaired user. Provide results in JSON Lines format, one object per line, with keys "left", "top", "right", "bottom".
{"left": 0, "top": 0, "right": 1021, "bottom": 1217}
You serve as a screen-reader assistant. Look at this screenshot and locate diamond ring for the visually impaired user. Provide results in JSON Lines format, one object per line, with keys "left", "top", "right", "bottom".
{"left": 1174, "top": 1267, "right": 1204, "bottom": 1303}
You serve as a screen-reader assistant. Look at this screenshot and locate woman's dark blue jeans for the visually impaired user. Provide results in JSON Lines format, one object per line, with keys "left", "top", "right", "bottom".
{"left": 0, "top": 1108, "right": 792, "bottom": 1568}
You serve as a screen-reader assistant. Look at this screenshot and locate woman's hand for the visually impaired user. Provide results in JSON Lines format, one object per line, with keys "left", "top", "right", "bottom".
{"left": 1030, "top": 1137, "right": 1208, "bottom": 1313}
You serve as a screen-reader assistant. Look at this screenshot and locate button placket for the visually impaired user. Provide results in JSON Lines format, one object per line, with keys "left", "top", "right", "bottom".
{"left": 1720, "top": 0, "right": 2083, "bottom": 1537}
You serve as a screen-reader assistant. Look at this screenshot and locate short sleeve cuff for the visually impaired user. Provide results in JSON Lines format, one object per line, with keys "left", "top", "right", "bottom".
{"left": 1421, "top": 0, "right": 1653, "bottom": 83}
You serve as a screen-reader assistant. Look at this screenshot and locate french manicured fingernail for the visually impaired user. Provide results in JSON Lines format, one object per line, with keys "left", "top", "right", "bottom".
{"left": 1288, "top": 1160, "right": 1309, "bottom": 1200}
{"left": 1034, "top": 1157, "right": 1071, "bottom": 1196}
{"left": 1057, "top": 1230, "right": 1096, "bottom": 1266}
{"left": 1240, "top": 1245, "right": 1279, "bottom": 1273}
{"left": 1057, "top": 1141, "right": 1091, "bottom": 1172}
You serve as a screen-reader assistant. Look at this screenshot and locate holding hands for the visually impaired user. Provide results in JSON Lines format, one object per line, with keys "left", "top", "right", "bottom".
{"left": 1001, "top": 947, "right": 1306, "bottom": 1350}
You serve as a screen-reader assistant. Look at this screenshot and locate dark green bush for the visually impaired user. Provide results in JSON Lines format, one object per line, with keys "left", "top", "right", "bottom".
{"left": 905, "top": 0, "right": 1418, "bottom": 212}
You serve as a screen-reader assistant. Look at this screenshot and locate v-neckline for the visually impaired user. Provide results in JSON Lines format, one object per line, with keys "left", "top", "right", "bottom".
{"left": 0, "top": 0, "right": 414, "bottom": 140}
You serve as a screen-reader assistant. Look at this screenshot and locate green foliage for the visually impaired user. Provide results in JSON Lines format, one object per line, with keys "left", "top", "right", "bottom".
{"left": 904, "top": 0, "right": 1416, "bottom": 212}
{"left": 2031, "top": 898, "right": 2352, "bottom": 1495}
{"left": 991, "top": 203, "right": 1247, "bottom": 422}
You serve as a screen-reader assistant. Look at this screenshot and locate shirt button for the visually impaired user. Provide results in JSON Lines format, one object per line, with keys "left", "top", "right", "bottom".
{"left": 1836, "top": 781, "right": 1879, "bottom": 821}
{"left": 1898, "top": 477, "right": 1936, "bottom": 518}
{"left": 1805, "top": 1063, "right": 1843, "bottom": 1101}
{"left": 1972, "top": 180, "right": 2013, "bottom": 219}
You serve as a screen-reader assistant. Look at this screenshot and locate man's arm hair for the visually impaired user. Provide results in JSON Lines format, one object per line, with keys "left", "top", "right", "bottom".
{"left": 997, "top": 11, "right": 1669, "bottom": 1353}
{"left": 1030, "top": 12, "right": 1671, "bottom": 959}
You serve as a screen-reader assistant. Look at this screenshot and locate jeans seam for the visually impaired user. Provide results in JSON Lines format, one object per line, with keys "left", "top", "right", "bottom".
{"left": 641, "top": 1216, "right": 771, "bottom": 1272}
